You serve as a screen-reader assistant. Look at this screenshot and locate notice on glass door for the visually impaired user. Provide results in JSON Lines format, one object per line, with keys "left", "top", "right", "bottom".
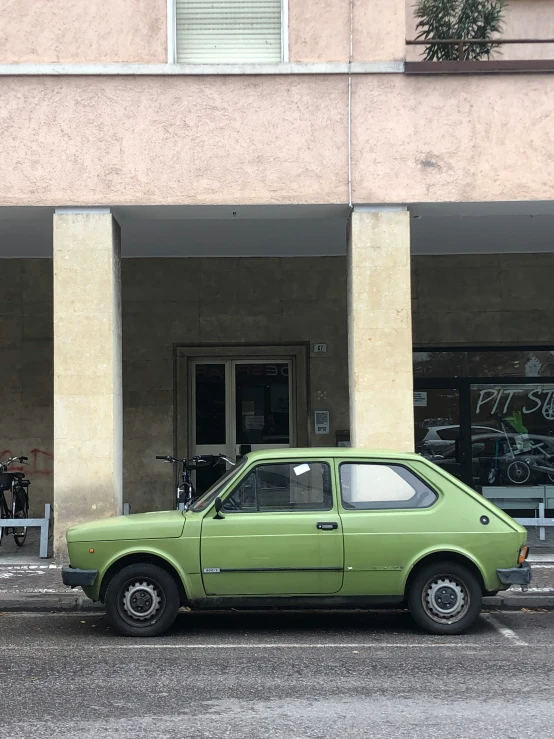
{"left": 245, "top": 415, "right": 264, "bottom": 430}
{"left": 414, "top": 392, "right": 428, "bottom": 407}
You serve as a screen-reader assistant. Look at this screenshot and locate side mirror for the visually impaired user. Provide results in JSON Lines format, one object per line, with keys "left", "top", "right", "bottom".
{"left": 214, "top": 497, "right": 225, "bottom": 519}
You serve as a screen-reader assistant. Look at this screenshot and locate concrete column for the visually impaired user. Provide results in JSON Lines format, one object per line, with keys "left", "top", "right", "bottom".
{"left": 347, "top": 207, "right": 414, "bottom": 451}
{"left": 53, "top": 208, "right": 122, "bottom": 559}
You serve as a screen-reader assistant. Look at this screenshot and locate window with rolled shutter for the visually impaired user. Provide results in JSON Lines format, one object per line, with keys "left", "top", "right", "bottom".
{"left": 175, "top": 1, "right": 283, "bottom": 64}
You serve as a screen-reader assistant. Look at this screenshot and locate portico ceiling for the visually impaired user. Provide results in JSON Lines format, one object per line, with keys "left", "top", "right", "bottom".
{"left": 0, "top": 202, "right": 553, "bottom": 258}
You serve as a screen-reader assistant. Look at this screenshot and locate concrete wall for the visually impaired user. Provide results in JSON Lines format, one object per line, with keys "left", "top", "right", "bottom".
{"left": 412, "top": 253, "right": 554, "bottom": 346}
{"left": 122, "top": 256, "right": 348, "bottom": 512}
{"left": 0, "top": 0, "right": 167, "bottom": 64}
{"left": 4, "top": 252, "right": 553, "bottom": 516}
{"left": 0, "top": 259, "right": 53, "bottom": 517}
{"left": 0, "top": 256, "right": 348, "bottom": 515}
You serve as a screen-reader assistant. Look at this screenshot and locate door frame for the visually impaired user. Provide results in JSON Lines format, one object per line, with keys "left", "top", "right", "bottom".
{"left": 175, "top": 344, "right": 309, "bottom": 462}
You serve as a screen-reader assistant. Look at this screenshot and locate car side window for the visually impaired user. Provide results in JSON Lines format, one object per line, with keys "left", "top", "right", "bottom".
{"left": 339, "top": 463, "right": 437, "bottom": 511}
{"left": 223, "top": 462, "right": 333, "bottom": 513}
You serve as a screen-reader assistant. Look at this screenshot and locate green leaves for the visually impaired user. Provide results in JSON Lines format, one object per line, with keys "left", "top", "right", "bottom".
{"left": 414, "top": 0, "right": 507, "bottom": 61}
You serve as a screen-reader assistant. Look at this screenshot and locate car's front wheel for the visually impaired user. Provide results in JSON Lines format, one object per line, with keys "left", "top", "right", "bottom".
{"left": 105, "top": 563, "right": 180, "bottom": 637}
{"left": 408, "top": 561, "right": 482, "bottom": 635}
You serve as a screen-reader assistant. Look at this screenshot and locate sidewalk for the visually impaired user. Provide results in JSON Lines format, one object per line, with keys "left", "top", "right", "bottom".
{"left": 1, "top": 530, "right": 553, "bottom": 613}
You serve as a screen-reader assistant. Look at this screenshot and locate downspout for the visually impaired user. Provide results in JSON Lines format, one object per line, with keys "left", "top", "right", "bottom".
{"left": 347, "top": 0, "right": 354, "bottom": 209}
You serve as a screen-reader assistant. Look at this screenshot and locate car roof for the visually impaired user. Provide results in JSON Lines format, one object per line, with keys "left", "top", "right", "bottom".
{"left": 243, "top": 448, "right": 422, "bottom": 463}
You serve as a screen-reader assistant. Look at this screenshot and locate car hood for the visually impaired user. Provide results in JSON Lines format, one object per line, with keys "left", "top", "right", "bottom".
{"left": 66, "top": 511, "right": 186, "bottom": 543}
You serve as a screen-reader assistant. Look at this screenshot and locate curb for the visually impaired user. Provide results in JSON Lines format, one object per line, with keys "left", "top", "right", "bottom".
{"left": 1, "top": 592, "right": 554, "bottom": 613}
{"left": 0, "top": 592, "right": 104, "bottom": 612}
{"left": 483, "top": 594, "right": 554, "bottom": 610}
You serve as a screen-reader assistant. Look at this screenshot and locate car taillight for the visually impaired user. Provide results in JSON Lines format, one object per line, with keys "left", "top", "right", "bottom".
{"left": 518, "top": 546, "right": 529, "bottom": 564}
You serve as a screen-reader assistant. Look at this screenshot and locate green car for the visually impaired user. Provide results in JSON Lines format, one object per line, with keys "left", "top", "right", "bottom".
{"left": 62, "top": 449, "right": 531, "bottom": 637}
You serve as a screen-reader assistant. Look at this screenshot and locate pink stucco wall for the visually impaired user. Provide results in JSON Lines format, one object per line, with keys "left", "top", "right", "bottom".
{"left": 354, "top": 0, "right": 405, "bottom": 62}
{"left": 499, "top": 0, "right": 554, "bottom": 60}
{"left": 288, "top": 0, "right": 406, "bottom": 63}
{"left": 0, "top": 0, "right": 167, "bottom": 63}
{"left": 406, "top": 0, "right": 554, "bottom": 61}
{"left": 288, "top": 0, "right": 349, "bottom": 62}
{"left": 352, "top": 74, "right": 554, "bottom": 203}
{"left": 1, "top": 72, "right": 553, "bottom": 206}
{"left": 0, "top": 76, "right": 348, "bottom": 206}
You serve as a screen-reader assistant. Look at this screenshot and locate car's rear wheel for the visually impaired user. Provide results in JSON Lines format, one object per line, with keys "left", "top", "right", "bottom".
{"left": 408, "top": 561, "right": 482, "bottom": 635}
{"left": 105, "top": 563, "right": 180, "bottom": 637}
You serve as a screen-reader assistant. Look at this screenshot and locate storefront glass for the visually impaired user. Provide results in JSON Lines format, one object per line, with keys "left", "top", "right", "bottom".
{"left": 414, "top": 349, "right": 554, "bottom": 512}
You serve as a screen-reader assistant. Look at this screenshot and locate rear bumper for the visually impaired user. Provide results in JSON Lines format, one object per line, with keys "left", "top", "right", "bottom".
{"left": 62, "top": 567, "right": 98, "bottom": 588}
{"left": 497, "top": 561, "right": 532, "bottom": 587}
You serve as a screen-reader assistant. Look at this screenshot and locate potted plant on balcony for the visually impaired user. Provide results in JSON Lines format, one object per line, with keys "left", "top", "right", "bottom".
{"left": 414, "top": 0, "right": 506, "bottom": 61}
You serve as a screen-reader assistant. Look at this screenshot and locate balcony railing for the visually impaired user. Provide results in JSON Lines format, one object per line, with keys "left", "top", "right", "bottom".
{"left": 406, "top": 38, "right": 554, "bottom": 73}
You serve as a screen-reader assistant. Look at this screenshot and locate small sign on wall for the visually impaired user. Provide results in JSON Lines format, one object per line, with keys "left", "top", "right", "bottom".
{"left": 414, "top": 392, "right": 428, "bottom": 407}
{"left": 314, "top": 410, "right": 330, "bottom": 435}
{"left": 313, "top": 343, "right": 327, "bottom": 354}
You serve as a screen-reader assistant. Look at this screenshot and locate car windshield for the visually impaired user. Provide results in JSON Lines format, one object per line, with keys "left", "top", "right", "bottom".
{"left": 188, "top": 458, "right": 247, "bottom": 512}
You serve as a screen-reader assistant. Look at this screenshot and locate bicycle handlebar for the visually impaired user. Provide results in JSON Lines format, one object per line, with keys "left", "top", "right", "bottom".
{"left": 1, "top": 455, "right": 28, "bottom": 465}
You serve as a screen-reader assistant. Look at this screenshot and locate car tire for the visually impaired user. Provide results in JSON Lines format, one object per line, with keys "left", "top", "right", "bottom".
{"left": 105, "top": 563, "right": 180, "bottom": 637}
{"left": 408, "top": 561, "right": 482, "bottom": 636}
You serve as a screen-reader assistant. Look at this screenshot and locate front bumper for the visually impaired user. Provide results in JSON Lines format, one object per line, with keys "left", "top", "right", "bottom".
{"left": 62, "top": 567, "right": 98, "bottom": 588}
{"left": 497, "top": 561, "right": 532, "bottom": 587}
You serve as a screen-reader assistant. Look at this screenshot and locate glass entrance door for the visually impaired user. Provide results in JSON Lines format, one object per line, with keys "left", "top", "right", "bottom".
{"left": 234, "top": 362, "right": 291, "bottom": 456}
{"left": 192, "top": 359, "right": 293, "bottom": 493}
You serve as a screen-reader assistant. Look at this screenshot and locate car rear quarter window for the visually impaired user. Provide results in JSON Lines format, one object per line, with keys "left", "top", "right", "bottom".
{"left": 339, "top": 463, "right": 438, "bottom": 511}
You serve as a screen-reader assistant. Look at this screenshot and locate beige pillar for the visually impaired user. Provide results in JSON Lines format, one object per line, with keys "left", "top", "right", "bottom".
{"left": 53, "top": 208, "right": 122, "bottom": 559}
{"left": 348, "top": 207, "right": 414, "bottom": 451}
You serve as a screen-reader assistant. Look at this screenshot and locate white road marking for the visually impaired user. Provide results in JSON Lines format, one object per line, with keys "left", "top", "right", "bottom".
{"left": 481, "top": 613, "right": 528, "bottom": 646}
{"left": 96, "top": 643, "right": 477, "bottom": 650}
{"left": 0, "top": 642, "right": 486, "bottom": 651}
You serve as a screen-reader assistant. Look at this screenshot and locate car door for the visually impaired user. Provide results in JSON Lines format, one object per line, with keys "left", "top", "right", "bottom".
{"left": 200, "top": 459, "right": 344, "bottom": 596}
{"left": 337, "top": 459, "right": 440, "bottom": 596}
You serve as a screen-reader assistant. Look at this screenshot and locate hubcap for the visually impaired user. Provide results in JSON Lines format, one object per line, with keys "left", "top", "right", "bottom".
{"left": 423, "top": 576, "right": 469, "bottom": 624}
{"left": 122, "top": 580, "right": 161, "bottom": 621}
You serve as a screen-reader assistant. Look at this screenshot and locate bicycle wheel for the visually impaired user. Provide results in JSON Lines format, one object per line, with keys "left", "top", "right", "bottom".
{"left": 0, "top": 492, "right": 9, "bottom": 546}
{"left": 12, "top": 486, "right": 28, "bottom": 547}
{"left": 506, "top": 460, "right": 531, "bottom": 485}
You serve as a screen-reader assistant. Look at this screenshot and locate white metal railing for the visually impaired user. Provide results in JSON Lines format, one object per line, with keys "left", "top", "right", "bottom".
{"left": 0, "top": 503, "right": 52, "bottom": 558}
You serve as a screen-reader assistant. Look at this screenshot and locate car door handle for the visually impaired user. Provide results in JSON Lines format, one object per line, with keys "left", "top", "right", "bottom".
{"left": 317, "top": 522, "right": 338, "bottom": 530}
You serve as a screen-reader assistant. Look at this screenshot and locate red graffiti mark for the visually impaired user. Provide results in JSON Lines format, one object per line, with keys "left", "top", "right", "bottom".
{"left": 30, "top": 449, "right": 54, "bottom": 476}
{"left": 0, "top": 449, "right": 53, "bottom": 475}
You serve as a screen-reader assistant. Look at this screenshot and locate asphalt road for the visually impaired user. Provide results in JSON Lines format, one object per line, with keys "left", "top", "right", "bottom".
{"left": 0, "top": 609, "right": 553, "bottom": 738}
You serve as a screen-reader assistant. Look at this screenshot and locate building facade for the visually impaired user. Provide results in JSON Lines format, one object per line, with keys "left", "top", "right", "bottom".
{"left": 1, "top": 0, "right": 554, "bottom": 555}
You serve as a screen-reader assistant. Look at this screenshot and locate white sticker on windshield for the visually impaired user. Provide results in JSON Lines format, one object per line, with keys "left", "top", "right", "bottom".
{"left": 293, "top": 463, "right": 310, "bottom": 476}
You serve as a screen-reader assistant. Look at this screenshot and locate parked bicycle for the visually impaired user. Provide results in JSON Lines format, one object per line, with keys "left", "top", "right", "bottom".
{"left": 156, "top": 454, "right": 235, "bottom": 509}
{"left": 0, "top": 455, "right": 31, "bottom": 547}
